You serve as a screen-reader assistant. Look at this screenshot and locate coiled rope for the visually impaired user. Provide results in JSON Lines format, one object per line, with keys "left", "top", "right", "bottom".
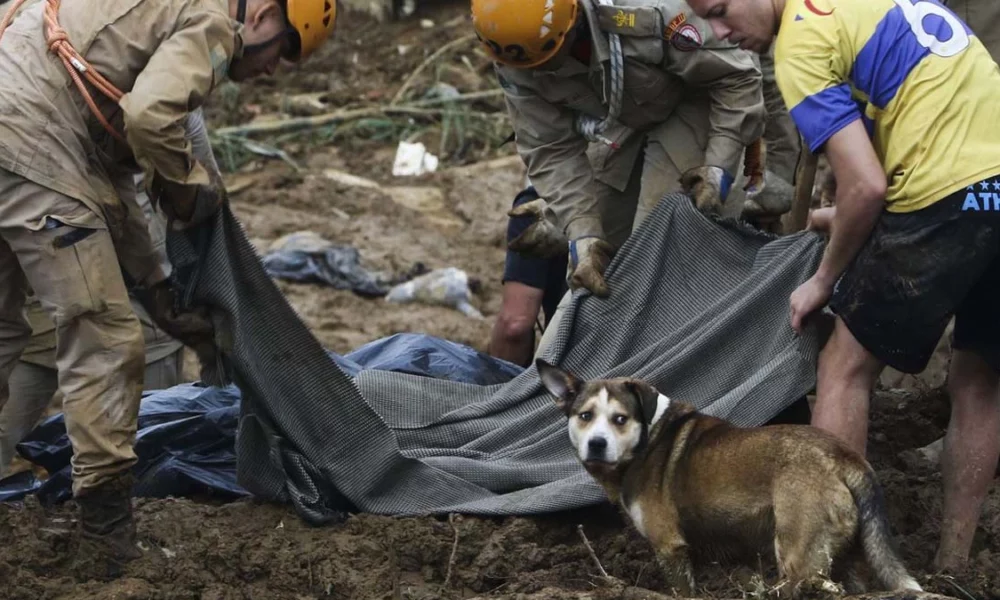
{"left": 574, "top": 0, "right": 624, "bottom": 149}
{"left": 0, "top": 0, "right": 126, "bottom": 143}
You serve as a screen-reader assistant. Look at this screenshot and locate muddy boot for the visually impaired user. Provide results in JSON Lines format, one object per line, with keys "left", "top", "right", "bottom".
{"left": 72, "top": 472, "right": 143, "bottom": 581}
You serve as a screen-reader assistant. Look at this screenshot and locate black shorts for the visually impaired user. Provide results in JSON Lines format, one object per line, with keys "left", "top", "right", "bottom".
{"left": 503, "top": 187, "right": 568, "bottom": 326}
{"left": 829, "top": 174, "right": 1000, "bottom": 374}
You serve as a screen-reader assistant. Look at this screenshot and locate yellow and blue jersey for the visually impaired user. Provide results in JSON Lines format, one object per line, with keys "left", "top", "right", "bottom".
{"left": 774, "top": 0, "right": 1000, "bottom": 212}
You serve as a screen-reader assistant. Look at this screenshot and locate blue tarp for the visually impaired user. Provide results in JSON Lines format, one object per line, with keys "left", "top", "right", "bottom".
{"left": 0, "top": 333, "right": 523, "bottom": 504}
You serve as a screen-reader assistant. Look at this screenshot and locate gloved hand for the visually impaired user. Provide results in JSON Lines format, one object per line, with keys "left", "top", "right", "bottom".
{"left": 567, "top": 236, "right": 615, "bottom": 298}
{"left": 133, "top": 278, "right": 218, "bottom": 370}
{"left": 150, "top": 174, "right": 225, "bottom": 229}
{"left": 506, "top": 197, "right": 569, "bottom": 258}
{"left": 679, "top": 166, "right": 734, "bottom": 217}
{"left": 742, "top": 169, "right": 794, "bottom": 220}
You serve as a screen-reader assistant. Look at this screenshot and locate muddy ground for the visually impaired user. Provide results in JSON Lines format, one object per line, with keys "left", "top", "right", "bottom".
{"left": 2, "top": 389, "right": 998, "bottom": 599}
{"left": 1, "top": 1, "right": 998, "bottom": 598}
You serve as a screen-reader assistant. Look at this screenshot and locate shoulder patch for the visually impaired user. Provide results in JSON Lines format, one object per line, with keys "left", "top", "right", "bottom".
{"left": 663, "top": 12, "right": 703, "bottom": 52}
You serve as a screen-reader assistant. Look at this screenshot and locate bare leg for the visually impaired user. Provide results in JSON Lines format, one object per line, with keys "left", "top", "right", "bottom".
{"left": 811, "top": 317, "right": 885, "bottom": 456}
{"left": 933, "top": 349, "right": 1000, "bottom": 571}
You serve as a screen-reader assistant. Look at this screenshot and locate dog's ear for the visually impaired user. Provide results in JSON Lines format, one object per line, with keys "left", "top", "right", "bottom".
{"left": 624, "top": 378, "right": 661, "bottom": 425}
{"left": 536, "top": 358, "right": 581, "bottom": 414}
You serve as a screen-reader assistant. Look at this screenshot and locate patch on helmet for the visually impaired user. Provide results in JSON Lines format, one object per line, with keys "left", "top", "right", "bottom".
{"left": 663, "top": 13, "right": 702, "bottom": 52}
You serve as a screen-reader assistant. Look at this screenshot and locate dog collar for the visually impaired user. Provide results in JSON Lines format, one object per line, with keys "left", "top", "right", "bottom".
{"left": 650, "top": 394, "right": 671, "bottom": 426}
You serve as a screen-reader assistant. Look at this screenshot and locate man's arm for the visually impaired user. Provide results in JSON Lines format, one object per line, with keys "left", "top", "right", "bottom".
{"left": 113, "top": 106, "right": 226, "bottom": 288}
{"left": 665, "top": 35, "right": 766, "bottom": 177}
{"left": 498, "top": 68, "right": 606, "bottom": 240}
{"left": 810, "top": 120, "right": 887, "bottom": 287}
{"left": 117, "top": 6, "right": 235, "bottom": 192}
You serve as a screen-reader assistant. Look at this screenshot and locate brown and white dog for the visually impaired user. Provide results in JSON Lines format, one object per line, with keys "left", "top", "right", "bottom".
{"left": 536, "top": 359, "right": 922, "bottom": 597}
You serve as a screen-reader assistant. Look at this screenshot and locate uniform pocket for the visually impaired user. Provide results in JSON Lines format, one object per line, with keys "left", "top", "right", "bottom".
{"left": 27, "top": 222, "right": 115, "bottom": 325}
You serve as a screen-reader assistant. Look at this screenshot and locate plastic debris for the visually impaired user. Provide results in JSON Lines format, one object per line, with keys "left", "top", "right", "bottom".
{"left": 261, "top": 231, "right": 421, "bottom": 297}
{"left": 392, "top": 141, "right": 439, "bottom": 177}
{"left": 385, "top": 267, "right": 483, "bottom": 318}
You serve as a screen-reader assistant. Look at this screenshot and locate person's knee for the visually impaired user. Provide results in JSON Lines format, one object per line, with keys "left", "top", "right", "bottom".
{"left": 494, "top": 310, "right": 536, "bottom": 347}
{"left": 820, "top": 319, "right": 883, "bottom": 384}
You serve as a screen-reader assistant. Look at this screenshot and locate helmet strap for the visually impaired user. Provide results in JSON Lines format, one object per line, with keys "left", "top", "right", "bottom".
{"left": 237, "top": 0, "right": 247, "bottom": 23}
{"left": 241, "top": 29, "right": 288, "bottom": 56}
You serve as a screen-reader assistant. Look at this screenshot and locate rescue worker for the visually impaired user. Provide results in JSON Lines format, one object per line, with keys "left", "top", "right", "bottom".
{"left": 0, "top": 0, "right": 336, "bottom": 575}
{"left": 684, "top": 0, "right": 1000, "bottom": 573}
{"left": 0, "top": 108, "right": 222, "bottom": 478}
{"left": 471, "top": 0, "right": 784, "bottom": 299}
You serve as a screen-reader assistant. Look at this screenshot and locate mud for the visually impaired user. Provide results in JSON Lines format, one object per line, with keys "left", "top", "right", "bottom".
{"left": 3, "top": 388, "right": 999, "bottom": 600}
{"left": 3, "top": 1, "right": 999, "bottom": 599}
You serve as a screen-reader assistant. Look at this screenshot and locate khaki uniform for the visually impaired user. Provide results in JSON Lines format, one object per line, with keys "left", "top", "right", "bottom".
{"left": 0, "top": 299, "right": 183, "bottom": 478}
{"left": 945, "top": 0, "right": 1000, "bottom": 61}
{"left": 758, "top": 48, "right": 801, "bottom": 184}
{"left": 0, "top": 0, "right": 239, "bottom": 495}
{"left": 497, "top": 0, "right": 766, "bottom": 244}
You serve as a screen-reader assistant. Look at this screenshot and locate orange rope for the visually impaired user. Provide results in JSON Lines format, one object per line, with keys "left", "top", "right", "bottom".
{"left": 1, "top": 0, "right": 126, "bottom": 143}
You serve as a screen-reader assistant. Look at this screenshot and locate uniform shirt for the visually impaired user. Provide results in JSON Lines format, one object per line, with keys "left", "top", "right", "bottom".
{"left": 497, "top": 0, "right": 765, "bottom": 239}
{"left": 0, "top": 0, "right": 239, "bottom": 232}
{"left": 774, "top": 0, "right": 1000, "bottom": 213}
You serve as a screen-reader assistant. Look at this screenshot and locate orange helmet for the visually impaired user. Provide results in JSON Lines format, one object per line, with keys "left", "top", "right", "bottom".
{"left": 284, "top": 0, "right": 338, "bottom": 61}
{"left": 471, "top": 0, "right": 579, "bottom": 68}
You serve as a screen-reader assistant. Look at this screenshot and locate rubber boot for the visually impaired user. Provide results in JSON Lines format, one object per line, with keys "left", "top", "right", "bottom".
{"left": 72, "top": 472, "right": 142, "bottom": 580}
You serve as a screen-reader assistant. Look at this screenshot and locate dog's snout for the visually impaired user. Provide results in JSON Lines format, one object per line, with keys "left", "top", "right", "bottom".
{"left": 588, "top": 437, "right": 608, "bottom": 453}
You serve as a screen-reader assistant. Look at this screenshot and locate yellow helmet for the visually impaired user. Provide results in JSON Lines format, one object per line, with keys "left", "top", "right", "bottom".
{"left": 471, "top": 0, "right": 579, "bottom": 68}
{"left": 284, "top": 0, "right": 338, "bottom": 61}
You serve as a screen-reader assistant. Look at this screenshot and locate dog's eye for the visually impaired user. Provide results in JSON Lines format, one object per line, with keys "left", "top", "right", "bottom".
{"left": 578, "top": 411, "right": 592, "bottom": 421}
{"left": 613, "top": 415, "right": 628, "bottom": 426}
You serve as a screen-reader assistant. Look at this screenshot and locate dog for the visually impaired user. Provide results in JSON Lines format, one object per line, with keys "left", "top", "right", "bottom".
{"left": 536, "top": 359, "right": 922, "bottom": 597}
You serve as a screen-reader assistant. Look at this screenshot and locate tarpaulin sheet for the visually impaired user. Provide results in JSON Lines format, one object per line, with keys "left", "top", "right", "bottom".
{"left": 0, "top": 334, "right": 524, "bottom": 504}
{"left": 156, "top": 192, "right": 827, "bottom": 524}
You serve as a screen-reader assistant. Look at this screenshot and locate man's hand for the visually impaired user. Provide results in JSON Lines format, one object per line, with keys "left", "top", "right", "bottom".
{"left": 742, "top": 170, "right": 794, "bottom": 220}
{"left": 806, "top": 207, "right": 836, "bottom": 233}
{"left": 679, "top": 166, "right": 734, "bottom": 216}
{"left": 150, "top": 175, "right": 224, "bottom": 229}
{"left": 507, "top": 198, "right": 570, "bottom": 258}
{"left": 567, "top": 236, "right": 614, "bottom": 298}
{"left": 134, "top": 278, "right": 217, "bottom": 360}
{"left": 789, "top": 274, "right": 834, "bottom": 334}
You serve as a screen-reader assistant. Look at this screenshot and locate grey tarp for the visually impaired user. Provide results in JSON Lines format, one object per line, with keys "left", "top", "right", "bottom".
{"left": 165, "top": 192, "right": 827, "bottom": 526}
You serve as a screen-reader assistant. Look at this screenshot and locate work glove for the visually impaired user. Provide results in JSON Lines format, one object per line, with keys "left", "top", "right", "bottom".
{"left": 679, "top": 166, "right": 734, "bottom": 217}
{"left": 742, "top": 170, "right": 794, "bottom": 220}
{"left": 567, "top": 236, "right": 615, "bottom": 298}
{"left": 506, "top": 198, "right": 569, "bottom": 258}
{"left": 150, "top": 174, "right": 225, "bottom": 230}
{"left": 133, "top": 278, "right": 218, "bottom": 374}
